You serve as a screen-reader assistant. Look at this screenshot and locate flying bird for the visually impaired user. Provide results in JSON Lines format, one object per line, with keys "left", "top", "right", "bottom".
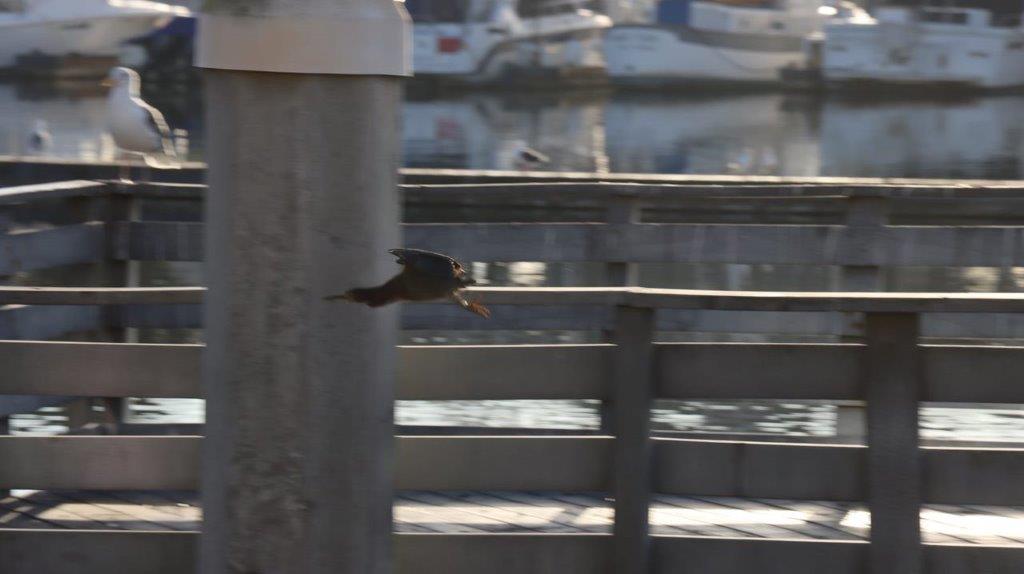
{"left": 26, "top": 119, "right": 52, "bottom": 155}
{"left": 104, "top": 66, "right": 178, "bottom": 174}
{"left": 325, "top": 249, "right": 490, "bottom": 318}
{"left": 512, "top": 142, "right": 549, "bottom": 170}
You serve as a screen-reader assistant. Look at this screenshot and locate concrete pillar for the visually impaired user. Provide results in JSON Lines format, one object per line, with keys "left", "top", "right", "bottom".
{"left": 196, "top": 2, "right": 410, "bottom": 574}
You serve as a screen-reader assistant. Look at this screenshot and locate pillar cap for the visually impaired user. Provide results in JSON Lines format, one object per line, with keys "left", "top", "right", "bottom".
{"left": 196, "top": 2, "right": 411, "bottom": 76}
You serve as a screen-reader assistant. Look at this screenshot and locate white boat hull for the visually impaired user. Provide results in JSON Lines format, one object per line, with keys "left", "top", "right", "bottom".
{"left": 413, "top": 16, "right": 609, "bottom": 84}
{"left": 604, "top": 25, "right": 805, "bottom": 85}
{"left": 0, "top": 14, "right": 171, "bottom": 69}
{"left": 824, "top": 19, "right": 1024, "bottom": 89}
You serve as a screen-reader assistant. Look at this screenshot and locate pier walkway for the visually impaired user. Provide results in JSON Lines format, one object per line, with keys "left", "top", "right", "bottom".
{"left": 6, "top": 177, "right": 1024, "bottom": 573}
{"left": 5, "top": 489, "right": 1024, "bottom": 546}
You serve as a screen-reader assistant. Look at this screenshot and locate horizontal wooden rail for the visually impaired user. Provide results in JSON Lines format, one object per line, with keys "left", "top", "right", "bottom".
{"left": 7, "top": 286, "right": 1024, "bottom": 314}
{"left": 9, "top": 179, "right": 1024, "bottom": 206}
{"left": 1, "top": 530, "right": 197, "bottom": 574}
{"left": 0, "top": 223, "right": 107, "bottom": 275}
{"left": 17, "top": 299, "right": 1024, "bottom": 339}
{"left": 5, "top": 530, "right": 1023, "bottom": 574}
{"left": 0, "top": 179, "right": 108, "bottom": 205}
{"left": 0, "top": 286, "right": 203, "bottom": 305}
{"left": 121, "top": 180, "right": 1024, "bottom": 201}
{"left": 2, "top": 436, "right": 1022, "bottom": 506}
{"left": 124, "top": 220, "right": 1024, "bottom": 268}
{"left": 7, "top": 156, "right": 1024, "bottom": 184}
{"left": 0, "top": 341, "right": 202, "bottom": 398}
{"left": 400, "top": 182, "right": 1024, "bottom": 201}
{"left": 5, "top": 341, "right": 1024, "bottom": 404}
{"left": 0, "top": 436, "right": 198, "bottom": 490}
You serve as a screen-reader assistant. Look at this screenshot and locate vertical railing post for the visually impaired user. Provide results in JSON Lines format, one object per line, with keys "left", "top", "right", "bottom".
{"left": 612, "top": 304, "right": 656, "bottom": 574}
{"left": 602, "top": 197, "right": 641, "bottom": 433}
{"left": 606, "top": 197, "right": 641, "bottom": 287}
{"left": 0, "top": 415, "right": 8, "bottom": 497}
{"left": 865, "top": 312, "right": 922, "bottom": 574}
{"left": 99, "top": 189, "right": 141, "bottom": 431}
{"left": 840, "top": 192, "right": 888, "bottom": 291}
{"left": 838, "top": 192, "right": 890, "bottom": 441}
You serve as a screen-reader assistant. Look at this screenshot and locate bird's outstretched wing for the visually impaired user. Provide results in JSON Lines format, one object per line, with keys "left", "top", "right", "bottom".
{"left": 389, "top": 248, "right": 465, "bottom": 279}
{"left": 519, "top": 147, "right": 549, "bottom": 164}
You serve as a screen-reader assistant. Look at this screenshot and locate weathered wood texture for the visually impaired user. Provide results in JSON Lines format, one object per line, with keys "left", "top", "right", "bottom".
{"left": 0, "top": 436, "right": 199, "bottom": 490}
{"left": 10, "top": 286, "right": 1024, "bottom": 313}
{"left": 395, "top": 437, "right": 609, "bottom": 491}
{"left": 611, "top": 307, "right": 656, "bottom": 574}
{"left": 3, "top": 436, "right": 1022, "bottom": 505}
{"left": 4, "top": 530, "right": 1024, "bottom": 574}
{"left": 0, "top": 530, "right": 197, "bottom": 574}
{"left": 8, "top": 157, "right": 1024, "bottom": 186}
{"left": 5, "top": 341, "right": 1024, "bottom": 405}
{"left": 865, "top": 314, "right": 923, "bottom": 574}
{"left": 125, "top": 220, "right": 1024, "bottom": 268}
{"left": 656, "top": 439, "right": 866, "bottom": 501}
{"left": 0, "top": 305, "right": 101, "bottom": 340}
{"left": 199, "top": 68, "right": 404, "bottom": 574}
{"left": 19, "top": 297, "right": 1024, "bottom": 339}
{"left": 0, "top": 341, "right": 201, "bottom": 397}
{"left": 0, "top": 286, "right": 203, "bottom": 305}
{"left": 0, "top": 179, "right": 108, "bottom": 205}
{"left": 0, "top": 223, "right": 106, "bottom": 275}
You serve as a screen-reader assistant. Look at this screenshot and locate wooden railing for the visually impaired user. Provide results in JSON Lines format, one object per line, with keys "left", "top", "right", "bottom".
{"left": 4, "top": 287, "right": 1024, "bottom": 573}
{"left": 4, "top": 179, "right": 1024, "bottom": 572}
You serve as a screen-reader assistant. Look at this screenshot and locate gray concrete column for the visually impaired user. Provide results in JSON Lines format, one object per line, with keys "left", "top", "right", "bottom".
{"left": 198, "top": 2, "right": 409, "bottom": 574}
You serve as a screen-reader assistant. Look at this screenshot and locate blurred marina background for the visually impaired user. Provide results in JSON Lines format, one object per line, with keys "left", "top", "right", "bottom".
{"left": 6, "top": 0, "right": 1024, "bottom": 442}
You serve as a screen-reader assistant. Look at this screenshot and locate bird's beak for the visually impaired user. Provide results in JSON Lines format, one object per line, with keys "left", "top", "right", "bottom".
{"left": 100, "top": 78, "right": 113, "bottom": 88}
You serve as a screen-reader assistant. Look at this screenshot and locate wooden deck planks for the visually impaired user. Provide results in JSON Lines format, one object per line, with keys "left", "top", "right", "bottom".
{"left": 3, "top": 490, "right": 1024, "bottom": 547}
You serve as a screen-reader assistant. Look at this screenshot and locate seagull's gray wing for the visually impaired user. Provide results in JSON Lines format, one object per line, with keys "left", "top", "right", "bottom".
{"left": 140, "top": 101, "right": 176, "bottom": 158}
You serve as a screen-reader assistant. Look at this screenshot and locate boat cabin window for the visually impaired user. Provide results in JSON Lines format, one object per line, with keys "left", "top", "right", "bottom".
{"left": 405, "top": 0, "right": 473, "bottom": 22}
{"left": 706, "top": 0, "right": 778, "bottom": 8}
{"left": 0, "top": 0, "right": 25, "bottom": 12}
{"left": 516, "top": 0, "right": 597, "bottom": 17}
{"left": 919, "top": 9, "right": 969, "bottom": 25}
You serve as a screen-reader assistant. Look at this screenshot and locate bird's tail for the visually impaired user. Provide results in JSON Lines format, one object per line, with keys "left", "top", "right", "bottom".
{"left": 325, "top": 287, "right": 397, "bottom": 308}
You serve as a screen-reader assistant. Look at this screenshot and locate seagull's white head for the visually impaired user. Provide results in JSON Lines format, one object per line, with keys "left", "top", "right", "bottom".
{"left": 103, "top": 67, "right": 141, "bottom": 95}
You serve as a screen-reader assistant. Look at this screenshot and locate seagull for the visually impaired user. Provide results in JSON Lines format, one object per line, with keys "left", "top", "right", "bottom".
{"left": 325, "top": 248, "right": 490, "bottom": 318}
{"left": 512, "top": 142, "right": 549, "bottom": 170}
{"left": 26, "top": 119, "right": 52, "bottom": 155}
{"left": 104, "top": 67, "right": 177, "bottom": 177}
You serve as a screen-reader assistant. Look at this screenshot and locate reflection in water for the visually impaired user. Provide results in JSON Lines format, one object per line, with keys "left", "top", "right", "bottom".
{"left": 3, "top": 81, "right": 1024, "bottom": 178}
{"left": 819, "top": 96, "right": 1024, "bottom": 180}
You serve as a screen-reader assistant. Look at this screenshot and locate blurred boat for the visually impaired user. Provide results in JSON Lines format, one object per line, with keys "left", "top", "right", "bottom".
{"left": 823, "top": 5, "right": 1024, "bottom": 90}
{"left": 121, "top": 15, "right": 195, "bottom": 83}
{"left": 408, "top": 0, "right": 612, "bottom": 86}
{"left": 603, "top": 0, "right": 870, "bottom": 87}
{"left": 0, "top": 0, "right": 189, "bottom": 76}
